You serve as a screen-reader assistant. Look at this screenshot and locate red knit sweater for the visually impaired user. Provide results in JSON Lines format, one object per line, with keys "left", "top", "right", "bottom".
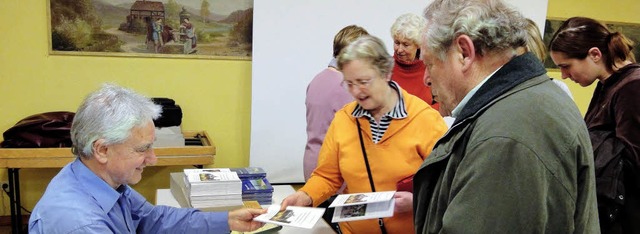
{"left": 392, "top": 56, "right": 439, "bottom": 110}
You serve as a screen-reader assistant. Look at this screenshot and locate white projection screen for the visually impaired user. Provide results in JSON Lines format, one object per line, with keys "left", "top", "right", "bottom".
{"left": 252, "top": 0, "right": 549, "bottom": 183}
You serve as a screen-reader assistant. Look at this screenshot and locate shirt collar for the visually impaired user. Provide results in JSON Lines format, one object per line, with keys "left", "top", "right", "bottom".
{"left": 352, "top": 81, "right": 408, "bottom": 119}
{"left": 451, "top": 67, "right": 501, "bottom": 118}
{"left": 71, "top": 158, "right": 124, "bottom": 212}
{"left": 328, "top": 58, "right": 338, "bottom": 68}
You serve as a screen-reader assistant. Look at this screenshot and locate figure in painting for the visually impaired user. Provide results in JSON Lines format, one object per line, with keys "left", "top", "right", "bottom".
{"left": 180, "top": 18, "right": 197, "bottom": 54}
{"left": 147, "top": 17, "right": 175, "bottom": 53}
{"left": 152, "top": 18, "right": 164, "bottom": 53}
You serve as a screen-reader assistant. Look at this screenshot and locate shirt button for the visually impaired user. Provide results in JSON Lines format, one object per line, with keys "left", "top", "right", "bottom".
{"left": 619, "top": 195, "right": 624, "bottom": 200}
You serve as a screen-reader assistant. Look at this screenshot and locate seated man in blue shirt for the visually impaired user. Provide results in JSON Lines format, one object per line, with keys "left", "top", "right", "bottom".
{"left": 29, "top": 83, "right": 266, "bottom": 233}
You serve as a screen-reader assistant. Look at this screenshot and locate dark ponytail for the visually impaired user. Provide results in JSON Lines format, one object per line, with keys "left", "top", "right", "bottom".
{"left": 607, "top": 31, "right": 636, "bottom": 66}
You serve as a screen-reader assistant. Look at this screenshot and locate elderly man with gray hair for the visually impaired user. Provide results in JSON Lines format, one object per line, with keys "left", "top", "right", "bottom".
{"left": 29, "top": 84, "right": 266, "bottom": 233}
{"left": 412, "top": 0, "right": 600, "bottom": 233}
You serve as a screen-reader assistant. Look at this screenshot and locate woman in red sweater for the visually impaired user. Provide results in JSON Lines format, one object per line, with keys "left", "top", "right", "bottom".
{"left": 390, "top": 13, "right": 439, "bottom": 110}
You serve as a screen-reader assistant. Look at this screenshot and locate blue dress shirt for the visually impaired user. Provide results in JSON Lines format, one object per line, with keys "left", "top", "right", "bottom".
{"left": 29, "top": 158, "right": 230, "bottom": 233}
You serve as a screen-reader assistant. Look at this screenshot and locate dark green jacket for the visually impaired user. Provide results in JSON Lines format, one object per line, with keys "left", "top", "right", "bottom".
{"left": 413, "top": 53, "right": 600, "bottom": 233}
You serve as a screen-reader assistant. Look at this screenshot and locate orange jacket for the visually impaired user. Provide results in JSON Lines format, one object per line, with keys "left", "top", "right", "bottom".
{"left": 300, "top": 88, "right": 446, "bottom": 234}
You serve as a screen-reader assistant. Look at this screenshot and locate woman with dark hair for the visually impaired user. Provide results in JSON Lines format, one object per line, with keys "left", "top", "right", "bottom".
{"left": 550, "top": 16, "right": 640, "bottom": 234}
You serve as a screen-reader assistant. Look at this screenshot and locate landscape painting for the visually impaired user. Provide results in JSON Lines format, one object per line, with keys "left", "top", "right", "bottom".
{"left": 543, "top": 18, "right": 640, "bottom": 69}
{"left": 48, "top": 0, "right": 253, "bottom": 59}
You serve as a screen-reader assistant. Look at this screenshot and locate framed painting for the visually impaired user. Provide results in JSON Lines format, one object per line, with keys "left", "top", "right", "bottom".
{"left": 543, "top": 17, "right": 640, "bottom": 69}
{"left": 47, "top": 0, "right": 253, "bottom": 60}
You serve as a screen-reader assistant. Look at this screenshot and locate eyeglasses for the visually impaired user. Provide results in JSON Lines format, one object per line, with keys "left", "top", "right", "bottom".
{"left": 341, "top": 79, "right": 373, "bottom": 90}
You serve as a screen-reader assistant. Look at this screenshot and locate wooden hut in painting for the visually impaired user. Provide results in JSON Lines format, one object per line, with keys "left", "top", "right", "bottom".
{"left": 121, "top": 0, "right": 165, "bottom": 33}
{"left": 129, "top": 0, "right": 165, "bottom": 22}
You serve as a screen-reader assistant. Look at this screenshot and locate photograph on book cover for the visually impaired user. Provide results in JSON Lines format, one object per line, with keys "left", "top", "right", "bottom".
{"left": 270, "top": 210, "right": 294, "bottom": 224}
{"left": 345, "top": 194, "right": 367, "bottom": 204}
{"left": 543, "top": 18, "right": 640, "bottom": 69}
{"left": 47, "top": 0, "right": 253, "bottom": 60}
{"left": 254, "top": 205, "right": 326, "bottom": 229}
{"left": 340, "top": 204, "right": 367, "bottom": 218}
{"left": 331, "top": 199, "right": 395, "bottom": 223}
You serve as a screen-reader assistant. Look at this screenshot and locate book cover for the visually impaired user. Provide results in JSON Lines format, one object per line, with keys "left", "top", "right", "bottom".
{"left": 331, "top": 199, "right": 395, "bottom": 223}
{"left": 241, "top": 177, "right": 274, "bottom": 194}
{"left": 328, "top": 191, "right": 396, "bottom": 223}
{"left": 254, "top": 205, "right": 326, "bottom": 229}
{"left": 183, "top": 169, "right": 240, "bottom": 183}
{"left": 230, "top": 167, "right": 267, "bottom": 179}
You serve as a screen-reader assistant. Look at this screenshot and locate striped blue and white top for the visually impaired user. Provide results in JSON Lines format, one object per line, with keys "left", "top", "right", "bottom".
{"left": 351, "top": 81, "right": 408, "bottom": 144}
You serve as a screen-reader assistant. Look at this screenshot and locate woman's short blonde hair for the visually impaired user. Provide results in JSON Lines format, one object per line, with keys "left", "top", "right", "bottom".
{"left": 390, "top": 13, "right": 427, "bottom": 45}
{"left": 337, "top": 35, "right": 394, "bottom": 78}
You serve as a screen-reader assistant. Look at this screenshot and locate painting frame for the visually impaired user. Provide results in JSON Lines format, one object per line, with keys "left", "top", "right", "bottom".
{"left": 543, "top": 17, "right": 640, "bottom": 70}
{"left": 47, "top": 0, "right": 253, "bottom": 60}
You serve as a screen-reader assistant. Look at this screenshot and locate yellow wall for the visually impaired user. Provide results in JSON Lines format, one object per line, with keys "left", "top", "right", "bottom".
{"left": 0, "top": 0, "right": 638, "bottom": 217}
{"left": 0, "top": 0, "right": 252, "bottom": 216}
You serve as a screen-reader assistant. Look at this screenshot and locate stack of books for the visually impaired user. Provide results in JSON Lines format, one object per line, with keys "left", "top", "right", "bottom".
{"left": 230, "top": 167, "right": 274, "bottom": 205}
{"left": 181, "top": 168, "right": 243, "bottom": 208}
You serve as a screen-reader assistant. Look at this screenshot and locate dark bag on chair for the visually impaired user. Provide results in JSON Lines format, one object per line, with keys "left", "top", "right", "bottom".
{"left": 151, "top": 98, "right": 183, "bottom": 127}
{"left": 1, "top": 111, "right": 75, "bottom": 148}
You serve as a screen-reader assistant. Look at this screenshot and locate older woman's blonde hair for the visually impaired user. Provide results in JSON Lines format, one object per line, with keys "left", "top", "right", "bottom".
{"left": 337, "top": 35, "right": 394, "bottom": 78}
{"left": 390, "top": 13, "right": 427, "bottom": 46}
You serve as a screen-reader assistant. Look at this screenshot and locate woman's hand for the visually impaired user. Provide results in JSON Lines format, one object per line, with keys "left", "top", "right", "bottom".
{"left": 280, "top": 191, "right": 313, "bottom": 211}
{"left": 393, "top": 191, "right": 413, "bottom": 213}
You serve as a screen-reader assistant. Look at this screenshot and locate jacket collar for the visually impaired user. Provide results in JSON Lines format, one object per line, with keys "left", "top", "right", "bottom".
{"left": 453, "top": 52, "right": 546, "bottom": 126}
{"left": 351, "top": 81, "right": 407, "bottom": 119}
{"left": 348, "top": 87, "right": 424, "bottom": 143}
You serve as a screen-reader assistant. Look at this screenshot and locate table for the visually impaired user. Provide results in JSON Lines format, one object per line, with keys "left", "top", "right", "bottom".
{"left": 156, "top": 185, "right": 336, "bottom": 234}
{"left": 0, "top": 131, "right": 215, "bottom": 234}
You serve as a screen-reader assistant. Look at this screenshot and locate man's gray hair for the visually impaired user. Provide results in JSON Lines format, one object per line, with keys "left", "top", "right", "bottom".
{"left": 423, "top": 0, "right": 528, "bottom": 60}
{"left": 71, "top": 83, "right": 162, "bottom": 159}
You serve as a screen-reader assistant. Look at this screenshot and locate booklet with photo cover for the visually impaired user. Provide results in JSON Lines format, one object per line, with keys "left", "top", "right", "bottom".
{"left": 231, "top": 201, "right": 282, "bottom": 234}
{"left": 253, "top": 205, "right": 326, "bottom": 229}
{"left": 328, "top": 191, "right": 396, "bottom": 223}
